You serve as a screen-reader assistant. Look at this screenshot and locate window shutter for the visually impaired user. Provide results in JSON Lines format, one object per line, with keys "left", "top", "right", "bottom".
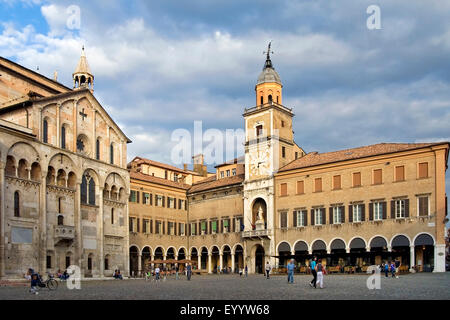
{"left": 382, "top": 202, "right": 387, "bottom": 219}
{"left": 162, "top": 221, "right": 165, "bottom": 235}
{"left": 391, "top": 200, "right": 395, "bottom": 219}
{"left": 405, "top": 199, "right": 409, "bottom": 218}
{"left": 297, "top": 181, "right": 304, "bottom": 194}
{"left": 150, "top": 193, "right": 152, "bottom": 205}
{"left": 189, "top": 223, "right": 191, "bottom": 235}
{"left": 162, "top": 196, "right": 165, "bottom": 207}
{"left": 303, "top": 210, "right": 308, "bottom": 226}
{"left": 369, "top": 203, "right": 373, "bottom": 221}
{"left": 418, "top": 162, "right": 428, "bottom": 178}
{"left": 348, "top": 205, "right": 353, "bottom": 223}
{"left": 293, "top": 211, "right": 297, "bottom": 227}
{"left": 137, "top": 192, "right": 140, "bottom": 203}
{"left": 361, "top": 204, "right": 365, "bottom": 221}
{"left": 310, "top": 209, "right": 315, "bottom": 226}
{"left": 341, "top": 206, "right": 345, "bottom": 223}
{"left": 329, "top": 207, "right": 333, "bottom": 224}
{"left": 137, "top": 218, "right": 140, "bottom": 232}
{"left": 173, "top": 198, "right": 177, "bottom": 209}
{"left": 280, "top": 183, "right": 287, "bottom": 196}
{"left": 232, "top": 218, "right": 236, "bottom": 232}
{"left": 321, "top": 208, "right": 326, "bottom": 224}
{"left": 209, "top": 221, "right": 212, "bottom": 234}
{"left": 150, "top": 220, "right": 153, "bottom": 233}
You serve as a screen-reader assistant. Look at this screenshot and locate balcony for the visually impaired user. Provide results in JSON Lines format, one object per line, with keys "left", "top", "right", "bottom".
{"left": 54, "top": 225, "right": 75, "bottom": 244}
{"left": 242, "top": 229, "right": 271, "bottom": 239}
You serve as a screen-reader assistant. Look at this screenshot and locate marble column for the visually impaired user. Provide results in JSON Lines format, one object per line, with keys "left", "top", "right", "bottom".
{"left": 231, "top": 253, "right": 235, "bottom": 273}
{"left": 208, "top": 254, "right": 212, "bottom": 274}
{"left": 410, "top": 245, "right": 415, "bottom": 271}
{"left": 0, "top": 162, "right": 5, "bottom": 278}
{"left": 219, "top": 253, "right": 223, "bottom": 272}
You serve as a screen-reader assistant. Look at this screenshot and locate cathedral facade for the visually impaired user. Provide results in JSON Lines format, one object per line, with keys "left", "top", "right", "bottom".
{"left": 0, "top": 49, "right": 130, "bottom": 279}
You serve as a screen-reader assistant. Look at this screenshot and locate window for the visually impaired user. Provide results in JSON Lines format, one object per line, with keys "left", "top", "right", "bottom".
{"left": 179, "top": 223, "right": 185, "bottom": 236}
{"left": 201, "top": 221, "right": 207, "bottom": 234}
{"left": 143, "top": 192, "right": 150, "bottom": 205}
{"left": 156, "top": 195, "right": 163, "bottom": 207}
{"left": 226, "top": 170, "right": 230, "bottom": 177}
{"left": 104, "top": 257, "right": 109, "bottom": 271}
{"left": 46, "top": 256, "right": 52, "bottom": 269}
{"left": 282, "top": 146, "right": 286, "bottom": 158}
{"left": 235, "top": 217, "right": 243, "bottom": 232}
{"left": 418, "top": 162, "right": 428, "bottom": 179}
{"left": 168, "top": 197, "right": 175, "bottom": 208}
{"left": 314, "top": 178, "right": 322, "bottom": 192}
{"left": 13, "top": 191, "right": 22, "bottom": 217}
{"left": 212, "top": 220, "right": 217, "bottom": 234}
{"left": 333, "top": 206, "right": 343, "bottom": 224}
{"left": 295, "top": 152, "right": 298, "bottom": 160}
{"left": 155, "top": 220, "right": 163, "bottom": 234}
{"left": 333, "top": 175, "right": 341, "bottom": 190}
{"left": 373, "top": 202, "right": 383, "bottom": 221}
{"left": 314, "top": 208, "right": 323, "bottom": 225}
{"left": 168, "top": 222, "right": 175, "bottom": 235}
{"left": 87, "top": 256, "right": 92, "bottom": 270}
{"left": 77, "top": 137, "right": 85, "bottom": 152}
{"left": 294, "top": 210, "right": 306, "bottom": 227}
{"left": 58, "top": 197, "right": 63, "bottom": 214}
{"left": 280, "top": 212, "right": 288, "bottom": 228}
{"left": 65, "top": 256, "right": 71, "bottom": 268}
{"left": 352, "top": 172, "right": 361, "bottom": 187}
{"left": 129, "top": 217, "right": 137, "bottom": 232}
{"left": 96, "top": 139, "right": 100, "bottom": 160}
{"left": 260, "top": 96, "right": 263, "bottom": 105}
{"left": 129, "top": 190, "right": 138, "bottom": 203}
{"left": 232, "top": 168, "right": 236, "bottom": 176}
{"left": 190, "top": 223, "right": 197, "bottom": 236}
{"left": 110, "top": 143, "right": 114, "bottom": 164}
{"left": 179, "top": 199, "right": 185, "bottom": 210}
{"left": 256, "top": 125, "right": 263, "bottom": 137}
{"left": 268, "top": 94, "right": 273, "bottom": 103}
{"left": 143, "top": 219, "right": 149, "bottom": 233}
{"left": 281, "top": 120, "right": 285, "bottom": 127}
{"left": 223, "top": 219, "right": 230, "bottom": 233}
{"left": 373, "top": 169, "right": 382, "bottom": 185}
{"left": 296, "top": 181, "right": 304, "bottom": 194}
{"left": 280, "top": 183, "right": 287, "bottom": 196}
{"left": 43, "top": 120, "right": 48, "bottom": 143}
{"left": 353, "top": 204, "right": 363, "bottom": 222}
{"left": 81, "top": 173, "right": 96, "bottom": 205}
{"left": 220, "top": 171, "right": 224, "bottom": 178}
{"left": 418, "top": 196, "right": 429, "bottom": 216}
{"left": 111, "top": 208, "right": 114, "bottom": 224}
{"left": 57, "top": 215, "right": 64, "bottom": 226}
{"left": 395, "top": 199, "right": 406, "bottom": 218}
{"left": 61, "top": 126, "right": 66, "bottom": 149}
{"left": 395, "top": 166, "right": 405, "bottom": 182}
{"left": 165, "top": 170, "right": 168, "bottom": 179}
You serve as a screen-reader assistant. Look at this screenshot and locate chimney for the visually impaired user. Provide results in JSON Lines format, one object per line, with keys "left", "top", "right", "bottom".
{"left": 53, "top": 70, "right": 58, "bottom": 82}
{"left": 183, "top": 164, "right": 188, "bottom": 171}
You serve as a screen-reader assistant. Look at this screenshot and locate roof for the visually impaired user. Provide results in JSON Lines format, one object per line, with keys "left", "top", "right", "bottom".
{"left": 214, "top": 156, "right": 245, "bottom": 168}
{"left": 73, "top": 47, "right": 93, "bottom": 76}
{"left": 188, "top": 174, "right": 244, "bottom": 194}
{"left": 130, "top": 156, "right": 193, "bottom": 174}
{"left": 257, "top": 67, "right": 281, "bottom": 85}
{"left": 278, "top": 142, "right": 449, "bottom": 173}
{"left": 130, "top": 171, "right": 191, "bottom": 190}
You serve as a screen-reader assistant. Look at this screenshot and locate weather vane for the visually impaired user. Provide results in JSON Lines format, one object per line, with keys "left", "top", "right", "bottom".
{"left": 263, "top": 41, "right": 273, "bottom": 59}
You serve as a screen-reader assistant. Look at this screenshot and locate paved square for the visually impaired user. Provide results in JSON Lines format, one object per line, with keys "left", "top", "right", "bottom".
{"left": 1, "top": 273, "right": 449, "bottom": 300}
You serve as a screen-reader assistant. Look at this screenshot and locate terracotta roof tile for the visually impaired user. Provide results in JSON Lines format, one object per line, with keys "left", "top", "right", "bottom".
{"left": 278, "top": 142, "right": 446, "bottom": 172}
{"left": 130, "top": 156, "right": 194, "bottom": 174}
{"left": 130, "top": 171, "right": 191, "bottom": 190}
{"left": 188, "top": 174, "right": 244, "bottom": 194}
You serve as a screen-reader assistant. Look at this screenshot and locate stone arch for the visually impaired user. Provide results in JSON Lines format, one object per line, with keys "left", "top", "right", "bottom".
{"left": 30, "top": 162, "right": 41, "bottom": 181}
{"left": 413, "top": 233, "right": 435, "bottom": 246}
{"left": 251, "top": 197, "right": 267, "bottom": 228}
{"left": 76, "top": 133, "right": 90, "bottom": 156}
{"left": 56, "top": 169, "right": 67, "bottom": 187}
{"left": 5, "top": 155, "right": 16, "bottom": 176}
{"left": 232, "top": 243, "right": 244, "bottom": 255}
{"left": 67, "top": 171, "right": 76, "bottom": 189}
{"left": 349, "top": 237, "right": 367, "bottom": 250}
{"left": 48, "top": 153, "right": 77, "bottom": 175}
{"left": 329, "top": 238, "right": 346, "bottom": 251}
{"left": 154, "top": 246, "right": 165, "bottom": 260}
{"left": 293, "top": 240, "right": 309, "bottom": 252}
{"left": 8, "top": 141, "right": 39, "bottom": 166}
{"left": 311, "top": 239, "right": 327, "bottom": 251}
{"left": 390, "top": 234, "right": 411, "bottom": 248}
{"left": 17, "top": 158, "right": 29, "bottom": 179}
{"left": 368, "top": 235, "right": 389, "bottom": 250}
{"left": 166, "top": 247, "right": 176, "bottom": 259}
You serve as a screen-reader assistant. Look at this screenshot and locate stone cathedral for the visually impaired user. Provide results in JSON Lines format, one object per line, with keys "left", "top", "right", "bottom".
{"left": 0, "top": 48, "right": 130, "bottom": 279}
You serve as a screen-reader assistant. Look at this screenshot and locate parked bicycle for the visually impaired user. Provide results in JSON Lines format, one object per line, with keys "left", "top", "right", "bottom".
{"left": 34, "top": 272, "right": 58, "bottom": 291}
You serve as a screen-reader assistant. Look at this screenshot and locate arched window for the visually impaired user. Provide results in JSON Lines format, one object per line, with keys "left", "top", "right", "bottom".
{"left": 81, "top": 175, "right": 88, "bottom": 204}
{"left": 57, "top": 215, "right": 64, "bottom": 226}
{"left": 43, "top": 120, "right": 48, "bottom": 143}
{"left": 260, "top": 96, "right": 263, "bottom": 105}
{"left": 110, "top": 143, "right": 114, "bottom": 164}
{"left": 87, "top": 255, "right": 93, "bottom": 270}
{"left": 58, "top": 197, "right": 63, "bottom": 213}
{"left": 14, "top": 191, "right": 20, "bottom": 217}
{"left": 61, "top": 126, "right": 66, "bottom": 149}
{"left": 268, "top": 95, "right": 273, "bottom": 103}
{"left": 88, "top": 178, "right": 95, "bottom": 205}
{"left": 104, "top": 256, "right": 109, "bottom": 271}
{"left": 111, "top": 208, "right": 114, "bottom": 224}
{"left": 96, "top": 139, "right": 100, "bottom": 160}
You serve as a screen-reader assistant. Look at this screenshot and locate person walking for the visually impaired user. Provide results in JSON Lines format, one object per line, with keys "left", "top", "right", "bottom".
{"left": 316, "top": 260, "right": 324, "bottom": 289}
{"left": 394, "top": 259, "right": 401, "bottom": 278}
{"left": 186, "top": 263, "right": 192, "bottom": 281}
{"left": 390, "top": 261, "right": 396, "bottom": 278}
{"left": 384, "top": 261, "right": 389, "bottom": 277}
{"left": 309, "top": 257, "right": 317, "bottom": 288}
{"left": 175, "top": 265, "right": 180, "bottom": 280}
{"left": 265, "top": 261, "right": 272, "bottom": 279}
{"left": 155, "top": 266, "right": 161, "bottom": 282}
{"left": 287, "top": 259, "right": 295, "bottom": 284}
{"left": 244, "top": 265, "right": 248, "bottom": 278}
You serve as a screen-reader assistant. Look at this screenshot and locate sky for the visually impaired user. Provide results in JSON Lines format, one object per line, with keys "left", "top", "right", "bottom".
{"left": 1, "top": 0, "right": 450, "bottom": 221}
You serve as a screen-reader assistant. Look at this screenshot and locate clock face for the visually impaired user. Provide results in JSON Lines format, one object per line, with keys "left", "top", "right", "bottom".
{"left": 249, "top": 147, "right": 270, "bottom": 176}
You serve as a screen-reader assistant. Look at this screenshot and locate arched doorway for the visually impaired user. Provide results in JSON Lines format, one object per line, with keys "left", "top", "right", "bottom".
{"left": 211, "top": 246, "right": 220, "bottom": 273}
{"left": 234, "top": 245, "right": 244, "bottom": 273}
{"left": 129, "top": 246, "right": 139, "bottom": 277}
{"left": 201, "top": 247, "right": 208, "bottom": 270}
{"left": 178, "top": 248, "right": 186, "bottom": 261}
{"left": 141, "top": 247, "right": 152, "bottom": 273}
{"left": 294, "top": 241, "right": 309, "bottom": 266}
{"left": 154, "top": 247, "right": 164, "bottom": 260}
{"left": 277, "top": 242, "right": 291, "bottom": 267}
{"left": 330, "top": 239, "right": 346, "bottom": 270}
{"left": 414, "top": 234, "right": 434, "bottom": 272}
{"left": 254, "top": 245, "right": 265, "bottom": 274}
{"left": 369, "top": 236, "right": 388, "bottom": 265}
{"left": 191, "top": 248, "right": 198, "bottom": 270}
{"left": 222, "top": 246, "right": 231, "bottom": 272}
{"left": 391, "top": 235, "right": 410, "bottom": 269}
{"left": 349, "top": 238, "right": 368, "bottom": 269}
{"left": 251, "top": 198, "right": 267, "bottom": 230}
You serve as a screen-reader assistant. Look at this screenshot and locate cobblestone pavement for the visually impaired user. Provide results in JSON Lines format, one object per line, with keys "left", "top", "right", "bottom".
{"left": 0, "top": 273, "right": 449, "bottom": 300}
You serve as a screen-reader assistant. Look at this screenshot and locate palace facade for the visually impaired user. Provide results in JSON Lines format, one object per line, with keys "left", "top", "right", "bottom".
{"left": 0, "top": 49, "right": 130, "bottom": 279}
{"left": 128, "top": 51, "right": 449, "bottom": 274}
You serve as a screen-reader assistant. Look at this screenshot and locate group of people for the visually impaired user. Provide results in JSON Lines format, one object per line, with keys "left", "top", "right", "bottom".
{"left": 113, "top": 269, "right": 123, "bottom": 280}
{"left": 145, "top": 263, "right": 193, "bottom": 282}
{"left": 238, "top": 265, "right": 248, "bottom": 277}
{"left": 56, "top": 269, "right": 69, "bottom": 281}
{"left": 381, "top": 260, "right": 401, "bottom": 278}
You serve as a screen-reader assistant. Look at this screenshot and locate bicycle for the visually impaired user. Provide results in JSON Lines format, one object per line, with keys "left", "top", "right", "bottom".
{"left": 34, "top": 273, "right": 58, "bottom": 291}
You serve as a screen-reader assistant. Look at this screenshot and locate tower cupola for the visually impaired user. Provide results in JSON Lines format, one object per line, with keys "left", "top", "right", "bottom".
{"left": 73, "top": 46, "right": 94, "bottom": 92}
{"left": 255, "top": 42, "right": 282, "bottom": 106}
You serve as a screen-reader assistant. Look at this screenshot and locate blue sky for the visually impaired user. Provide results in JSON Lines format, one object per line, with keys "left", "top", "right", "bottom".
{"left": 1, "top": 0, "right": 450, "bottom": 214}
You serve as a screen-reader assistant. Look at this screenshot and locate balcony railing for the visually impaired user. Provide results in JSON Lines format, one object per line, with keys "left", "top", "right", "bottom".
{"left": 242, "top": 229, "right": 271, "bottom": 238}
{"left": 54, "top": 225, "right": 75, "bottom": 241}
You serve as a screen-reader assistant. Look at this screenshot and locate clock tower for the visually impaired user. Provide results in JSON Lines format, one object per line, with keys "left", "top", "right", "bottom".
{"left": 242, "top": 43, "right": 296, "bottom": 273}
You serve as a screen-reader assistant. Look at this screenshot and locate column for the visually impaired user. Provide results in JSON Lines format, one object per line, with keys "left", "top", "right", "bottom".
{"left": 98, "top": 186, "right": 104, "bottom": 278}
{"left": 198, "top": 254, "right": 201, "bottom": 270}
{"left": 151, "top": 254, "right": 155, "bottom": 269}
{"left": 219, "top": 253, "right": 223, "bottom": 273}
{"left": 138, "top": 253, "right": 142, "bottom": 277}
{"left": 163, "top": 254, "right": 167, "bottom": 268}
{"left": 0, "top": 162, "right": 5, "bottom": 278}
{"left": 56, "top": 104, "right": 60, "bottom": 147}
{"left": 410, "top": 245, "right": 415, "bottom": 271}
{"left": 39, "top": 172, "right": 47, "bottom": 274}
{"left": 75, "top": 182, "right": 83, "bottom": 277}
{"left": 208, "top": 254, "right": 212, "bottom": 274}
{"left": 231, "top": 253, "right": 235, "bottom": 273}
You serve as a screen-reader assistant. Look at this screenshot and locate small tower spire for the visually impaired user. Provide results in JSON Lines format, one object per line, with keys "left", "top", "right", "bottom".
{"left": 73, "top": 45, "right": 94, "bottom": 92}
{"left": 263, "top": 41, "right": 274, "bottom": 69}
